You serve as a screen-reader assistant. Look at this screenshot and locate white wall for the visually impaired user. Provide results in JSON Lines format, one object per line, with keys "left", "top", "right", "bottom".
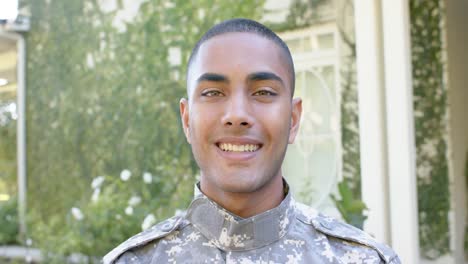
{"left": 445, "top": 0, "right": 468, "bottom": 263}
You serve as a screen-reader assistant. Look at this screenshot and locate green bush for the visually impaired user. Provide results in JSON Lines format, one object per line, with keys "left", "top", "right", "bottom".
{"left": 410, "top": 0, "right": 451, "bottom": 258}
{"left": 0, "top": 197, "right": 19, "bottom": 245}
{"left": 0, "top": 98, "right": 19, "bottom": 246}
{"left": 330, "top": 179, "right": 367, "bottom": 229}
{"left": 22, "top": 0, "right": 263, "bottom": 261}
{"left": 31, "top": 169, "right": 194, "bottom": 262}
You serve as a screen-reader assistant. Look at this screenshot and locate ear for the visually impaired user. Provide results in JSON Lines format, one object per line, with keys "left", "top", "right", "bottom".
{"left": 288, "top": 98, "right": 302, "bottom": 144}
{"left": 179, "top": 98, "right": 191, "bottom": 144}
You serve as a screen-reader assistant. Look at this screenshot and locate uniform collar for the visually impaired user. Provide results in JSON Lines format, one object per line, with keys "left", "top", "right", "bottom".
{"left": 186, "top": 180, "right": 295, "bottom": 251}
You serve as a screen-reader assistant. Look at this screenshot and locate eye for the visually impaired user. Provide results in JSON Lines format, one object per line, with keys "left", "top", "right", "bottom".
{"left": 201, "top": 89, "right": 224, "bottom": 97}
{"left": 253, "top": 89, "right": 277, "bottom": 96}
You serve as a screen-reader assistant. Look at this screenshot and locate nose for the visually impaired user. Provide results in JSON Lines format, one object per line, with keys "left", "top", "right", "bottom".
{"left": 221, "top": 93, "right": 253, "bottom": 128}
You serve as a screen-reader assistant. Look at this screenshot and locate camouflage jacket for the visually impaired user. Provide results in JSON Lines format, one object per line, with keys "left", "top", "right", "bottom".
{"left": 103, "top": 185, "right": 400, "bottom": 263}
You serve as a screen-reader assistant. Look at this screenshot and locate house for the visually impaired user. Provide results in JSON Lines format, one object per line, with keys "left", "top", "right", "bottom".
{"left": 0, "top": 0, "right": 466, "bottom": 263}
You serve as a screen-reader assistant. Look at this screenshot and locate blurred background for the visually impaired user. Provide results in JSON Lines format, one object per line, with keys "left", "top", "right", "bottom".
{"left": 0, "top": 0, "right": 466, "bottom": 263}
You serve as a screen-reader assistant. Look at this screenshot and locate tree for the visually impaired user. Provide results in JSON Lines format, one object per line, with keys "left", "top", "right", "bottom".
{"left": 23, "top": 0, "right": 264, "bottom": 258}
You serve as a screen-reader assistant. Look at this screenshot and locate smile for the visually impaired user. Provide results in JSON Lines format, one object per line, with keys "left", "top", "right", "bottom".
{"left": 218, "top": 143, "right": 260, "bottom": 152}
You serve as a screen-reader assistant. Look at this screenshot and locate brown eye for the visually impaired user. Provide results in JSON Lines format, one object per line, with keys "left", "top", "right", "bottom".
{"left": 201, "top": 90, "right": 224, "bottom": 97}
{"left": 253, "top": 90, "right": 277, "bottom": 96}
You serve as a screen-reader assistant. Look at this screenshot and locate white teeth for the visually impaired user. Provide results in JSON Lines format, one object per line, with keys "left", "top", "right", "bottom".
{"left": 219, "top": 143, "right": 260, "bottom": 152}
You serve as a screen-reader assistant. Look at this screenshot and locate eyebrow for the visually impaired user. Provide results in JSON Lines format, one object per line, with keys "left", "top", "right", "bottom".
{"left": 247, "top": 72, "right": 284, "bottom": 85}
{"left": 196, "top": 73, "right": 229, "bottom": 83}
{"left": 195, "top": 71, "right": 284, "bottom": 85}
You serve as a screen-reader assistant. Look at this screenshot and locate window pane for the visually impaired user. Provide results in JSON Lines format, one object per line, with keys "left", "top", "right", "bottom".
{"left": 285, "top": 38, "right": 302, "bottom": 53}
{"left": 0, "top": 36, "right": 18, "bottom": 245}
{"left": 317, "top": 33, "right": 334, "bottom": 49}
{"left": 284, "top": 68, "right": 338, "bottom": 210}
{"left": 302, "top": 36, "right": 314, "bottom": 52}
{"left": 278, "top": 10, "right": 355, "bottom": 217}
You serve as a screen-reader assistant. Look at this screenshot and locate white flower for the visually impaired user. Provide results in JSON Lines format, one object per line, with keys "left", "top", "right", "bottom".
{"left": 198, "top": 9, "right": 205, "bottom": 20}
{"left": 120, "top": 169, "right": 132, "bottom": 181}
{"left": 141, "top": 214, "right": 156, "bottom": 231}
{"left": 115, "top": 214, "right": 122, "bottom": 220}
{"left": 125, "top": 206, "right": 133, "bottom": 215}
{"left": 143, "top": 172, "right": 152, "bottom": 184}
{"left": 421, "top": 140, "right": 438, "bottom": 158}
{"left": 91, "top": 176, "right": 105, "bottom": 189}
{"left": 86, "top": 53, "right": 95, "bottom": 69}
{"left": 128, "top": 196, "right": 141, "bottom": 206}
{"left": 71, "top": 207, "right": 84, "bottom": 221}
{"left": 163, "top": 1, "right": 175, "bottom": 9}
{"left": 417, "top": 163, "right": 432, "bottom": 184}
{"left": 167, "top": 47, "right": 181, "bottom": 66}
{"left": 91, "top": 188, "right": 101, "bottom": 203}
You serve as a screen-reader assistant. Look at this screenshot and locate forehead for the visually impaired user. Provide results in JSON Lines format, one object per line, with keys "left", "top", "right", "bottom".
{"left": 188, "top": 32, "right": 291, "bottom": 88}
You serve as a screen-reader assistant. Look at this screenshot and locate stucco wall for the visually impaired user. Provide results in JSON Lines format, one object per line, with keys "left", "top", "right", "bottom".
{"left": 445, "top": 0, "right": 468, "bottom": 262}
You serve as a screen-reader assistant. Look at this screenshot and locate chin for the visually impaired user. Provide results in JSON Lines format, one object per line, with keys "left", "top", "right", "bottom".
{"left": 218, "top": 182, "right": 258, "bottom": 193}
{"left": 215, "top": 173, "right": 271, "bottom": 194}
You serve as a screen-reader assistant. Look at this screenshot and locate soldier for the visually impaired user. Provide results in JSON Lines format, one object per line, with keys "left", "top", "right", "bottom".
{"left": 103, "top": 18, "right": 401, "bottom": 263}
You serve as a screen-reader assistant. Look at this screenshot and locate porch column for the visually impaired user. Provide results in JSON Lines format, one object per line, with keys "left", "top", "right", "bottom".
{"left": 381, "top": 0, "right": 420, "bottom": 262}
{"left": 354, "top": 0, "right": 390, "bottom": 244}
{"left": 354, "top": 0, "right": 420, "bottom": 262}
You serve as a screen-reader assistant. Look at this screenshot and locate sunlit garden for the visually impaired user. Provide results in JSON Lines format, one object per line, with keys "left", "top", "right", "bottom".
{"left": 1, "top": 0, "right": 463, "bottom": 263}
{"left": 0, "top": 0, "right": 266, "bottom": 262}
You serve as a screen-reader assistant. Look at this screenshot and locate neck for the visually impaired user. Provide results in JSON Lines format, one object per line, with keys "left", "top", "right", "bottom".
{"left": 200, "top": 175, "right": 284, "bottom": 218}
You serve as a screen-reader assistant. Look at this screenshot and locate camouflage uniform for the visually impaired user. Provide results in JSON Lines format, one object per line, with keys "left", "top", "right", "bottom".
{"left": 103, "top": 183, "right": 400, "bottom": 263}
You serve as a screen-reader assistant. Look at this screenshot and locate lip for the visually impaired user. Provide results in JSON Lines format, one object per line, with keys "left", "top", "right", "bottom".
{"left": 215, "top": 137, "right": 263, "bottom": 162}
{"left": 215, "top": 137, "right": 263, "bottom": 146}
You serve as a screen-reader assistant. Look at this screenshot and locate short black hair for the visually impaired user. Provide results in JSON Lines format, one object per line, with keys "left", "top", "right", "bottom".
{"left": 186, "top": 18, "right": 295, "bottom": 96}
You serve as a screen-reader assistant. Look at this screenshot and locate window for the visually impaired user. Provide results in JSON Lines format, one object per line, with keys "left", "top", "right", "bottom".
{"left": 0, "top": 36, "right": 17, "bottom": 202}
{"left": 0, "top": 34, "right": 19, "bottom": 243}
{"left": 281, "top": 25, "right": 341, "bottom": 214}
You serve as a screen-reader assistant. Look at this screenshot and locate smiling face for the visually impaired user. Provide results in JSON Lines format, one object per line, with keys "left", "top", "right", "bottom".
{"left": 181, "top": 32, "right": 302, "bottom": 197}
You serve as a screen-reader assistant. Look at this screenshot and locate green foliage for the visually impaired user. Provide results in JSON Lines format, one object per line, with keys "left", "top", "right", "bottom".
{"left": 33, "top": 171, "right": 193, "bottom": 261}
{"left": 0, "top": 98, "right": 18, "bottom": 246}
{"left": 410, "top": 0, "right": 451, "bottom": 259}
{"left": 267, "top": 0, "right": 329, "bottom": 31}
{"left": 23, "top": 0, "right": 264, "bottom": 259}
{"left": 330, "top": 179, "right": 367, "bottom": 229}
{"left": 0, "top": 196, "right": 19, "bottom": 245}
{"left": 465, "top": 218, "right": 468, "bottom": 257}
{"left": 0, "top": 258, "right": 29, "bottom": 264}
{"left": 336, "top": 0, "right": 361, "bottom": 199}
{"left": 0, "top": 98, "right": 18, "bottom": 221}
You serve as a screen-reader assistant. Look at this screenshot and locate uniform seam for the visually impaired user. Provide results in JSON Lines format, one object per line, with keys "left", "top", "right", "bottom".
{"left": 387, "top": 254, "right": 399, "bottom": 263}
{"left": 303, "top": 217, "right": 391, "bottom": 263}
{"left": 178, "top": 218, "right": 191, "bottom": 232}
{"left": 109, "top": 217, "right": 184, "bottom": 263}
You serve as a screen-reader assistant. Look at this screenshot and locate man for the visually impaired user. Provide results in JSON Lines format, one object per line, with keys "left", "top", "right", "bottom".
{"left": 103, "top": 18, "right": 400, "bottom": 263}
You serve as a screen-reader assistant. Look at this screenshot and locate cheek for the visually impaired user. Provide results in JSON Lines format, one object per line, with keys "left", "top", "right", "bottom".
{"left": 189, "top": 106, "right": 218, "bottom": 138}
{"left": 263, "top": 104, "right": 291, "bottom": 125}
{"left": 258, "top": 104, "right": 291, "bottom": 132}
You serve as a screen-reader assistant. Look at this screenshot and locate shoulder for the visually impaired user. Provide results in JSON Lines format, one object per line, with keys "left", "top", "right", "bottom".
{"left": 102, "top": 215, "right": 187, "bottom": 264}
{"left": 294, "top": 202, "right": 400, "bottom": 264}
